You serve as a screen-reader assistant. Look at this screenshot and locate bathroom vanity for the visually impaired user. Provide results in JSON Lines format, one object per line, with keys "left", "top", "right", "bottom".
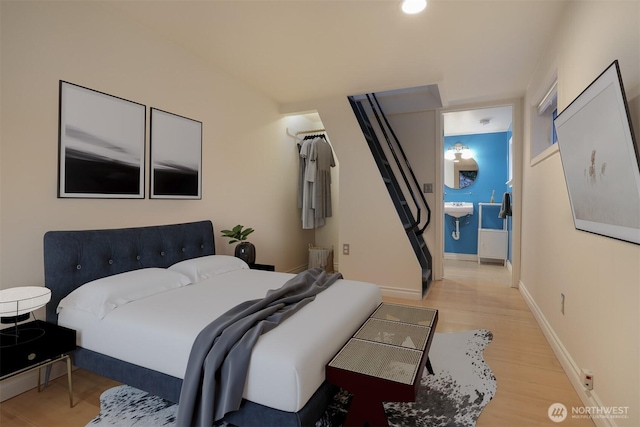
{"left": 477, "top": 202, "right": 507, "bottom": 264}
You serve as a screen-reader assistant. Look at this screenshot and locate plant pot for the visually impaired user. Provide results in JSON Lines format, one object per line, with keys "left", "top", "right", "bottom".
{"left": 235, "top": 241, "right": 256, "bottom": 265}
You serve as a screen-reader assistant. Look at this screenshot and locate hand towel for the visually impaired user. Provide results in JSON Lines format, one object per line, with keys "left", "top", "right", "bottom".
{"left": 498, "top": 192, "right": 512, "bottom": 218}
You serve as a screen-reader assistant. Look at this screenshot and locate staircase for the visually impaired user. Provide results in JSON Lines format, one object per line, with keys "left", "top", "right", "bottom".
{"left": 349, "top": 94, "right": 433, "bottom": 295}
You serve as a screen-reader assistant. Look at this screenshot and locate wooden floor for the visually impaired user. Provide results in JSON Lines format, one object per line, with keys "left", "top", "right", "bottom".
{"left": 0, "top": 260, "right": 594, "bottom": 426}
{"left": 386, "top": 260, "right": 593, "bottom": 427}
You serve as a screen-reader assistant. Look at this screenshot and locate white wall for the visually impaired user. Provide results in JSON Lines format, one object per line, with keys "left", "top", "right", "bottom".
{"left": 386, "top": 110, "right": 438, "bottom": 274}
{"left": 0, "top": 0, "right": 314, "bottom": 293}
{"left": 521, "top": 1, "right": 640, "bottom": 425}
{"left": 306, "top": 98, "right": 424, "bottom": 299}
{"left": 313, "top": 138, "right": 340, "bottom": 271}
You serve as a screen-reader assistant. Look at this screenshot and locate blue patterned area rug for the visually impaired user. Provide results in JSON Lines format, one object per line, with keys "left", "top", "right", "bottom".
{"left": 88, "top": 329, "right": 496, "bottom": 427}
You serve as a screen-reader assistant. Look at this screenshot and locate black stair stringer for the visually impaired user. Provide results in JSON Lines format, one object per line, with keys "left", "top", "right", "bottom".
{"left": 349, "top": 96, "right": 432, "bottom": 294}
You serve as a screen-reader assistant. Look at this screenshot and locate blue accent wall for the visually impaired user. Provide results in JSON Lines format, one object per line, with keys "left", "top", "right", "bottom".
{"left": 444, "top": 132, "right": 509, "bottom": 255}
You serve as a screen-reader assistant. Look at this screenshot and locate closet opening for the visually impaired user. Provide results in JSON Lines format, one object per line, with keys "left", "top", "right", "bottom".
{"left": 286, "top": 112, "right": 339, "bottom": 274}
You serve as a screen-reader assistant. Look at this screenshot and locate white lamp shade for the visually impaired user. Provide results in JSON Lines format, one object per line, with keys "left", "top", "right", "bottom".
{"left": 0, "top": 286, "right": 52, "bottom": 317}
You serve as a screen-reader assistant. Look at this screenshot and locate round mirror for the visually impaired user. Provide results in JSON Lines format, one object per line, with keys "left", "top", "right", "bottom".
{"left": 444, "top": 143, "right": 478, "bottom": 189}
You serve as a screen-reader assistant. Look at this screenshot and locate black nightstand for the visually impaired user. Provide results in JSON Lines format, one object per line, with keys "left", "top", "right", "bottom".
{"left": 0, "top": 320, "right": 76, "bottom": 406}
{"left": 249, "top": 263, "right": 275, "bottom": 271}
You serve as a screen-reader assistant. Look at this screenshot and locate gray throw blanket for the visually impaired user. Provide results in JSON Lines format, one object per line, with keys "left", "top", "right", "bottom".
{"left": 176, "top": 268, "right": 343, "bottom": 427}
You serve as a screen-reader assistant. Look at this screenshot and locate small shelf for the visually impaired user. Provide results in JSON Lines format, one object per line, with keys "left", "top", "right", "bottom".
{"left": 477, "top": 203, "right": 507, "bottom": 265}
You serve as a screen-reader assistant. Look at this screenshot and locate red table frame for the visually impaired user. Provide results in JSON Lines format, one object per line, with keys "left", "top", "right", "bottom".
{"left": 326, "top": 304, "right": 438, "bottom": 427}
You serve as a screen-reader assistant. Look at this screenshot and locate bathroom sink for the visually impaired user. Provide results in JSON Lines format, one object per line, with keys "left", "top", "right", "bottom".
{"left": 444, "top": 202, "right": 474, "bottom": 218}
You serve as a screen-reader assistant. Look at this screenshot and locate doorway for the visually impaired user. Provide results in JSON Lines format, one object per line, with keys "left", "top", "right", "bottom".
{"left": 439, "top": 105, "right": 514, "bottom": 284}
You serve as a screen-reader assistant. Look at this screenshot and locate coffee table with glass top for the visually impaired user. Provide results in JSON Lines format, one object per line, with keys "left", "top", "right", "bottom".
{"left": 326, "top": 303, "right": 438, "bottom": 427}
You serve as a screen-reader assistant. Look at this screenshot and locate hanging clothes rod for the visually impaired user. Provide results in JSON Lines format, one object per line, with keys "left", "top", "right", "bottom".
{"left": 295, "top": 128, "right": 326, "bottom": 136}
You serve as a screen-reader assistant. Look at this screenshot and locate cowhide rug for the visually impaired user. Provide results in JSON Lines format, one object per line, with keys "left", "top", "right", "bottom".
{"left": 88, "top": 329, "right": 496, "bottom": 427}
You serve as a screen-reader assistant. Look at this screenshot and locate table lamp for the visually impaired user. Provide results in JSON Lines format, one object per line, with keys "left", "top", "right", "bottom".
{"left": 0, "top": 286, "right": 52, "bottom": 346}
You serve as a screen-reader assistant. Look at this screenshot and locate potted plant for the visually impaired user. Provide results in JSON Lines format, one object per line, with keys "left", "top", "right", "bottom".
{"left": 221, "top": 225, "right": 256, "bottom": 264}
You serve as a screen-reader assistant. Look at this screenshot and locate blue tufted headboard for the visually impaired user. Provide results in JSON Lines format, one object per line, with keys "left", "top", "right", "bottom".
{"left": 43, "top": 220, "right": 215, "bottom": 323}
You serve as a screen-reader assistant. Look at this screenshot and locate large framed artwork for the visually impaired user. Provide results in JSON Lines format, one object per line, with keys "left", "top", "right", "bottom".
{"left": 58, "top": 81, "right": 146, "bottom": 198}
{"left": 150, "top": 108, "right": 202, "bottom": 199}
{"left": 555, "top": 60, "right": 640, "bottom": 245}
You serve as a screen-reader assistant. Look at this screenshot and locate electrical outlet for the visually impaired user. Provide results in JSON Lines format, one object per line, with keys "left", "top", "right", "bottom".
{"left": 342, "top": 244, "right": 350, "bottom": 255}
{"left": 561, "top": 293, "right": 565, "bottom": 315}
{"left": 423, "top": 183, "right": 433, "bottom": 193}
{"left": 581, "top": 368, "right": 593, "bottom": 390}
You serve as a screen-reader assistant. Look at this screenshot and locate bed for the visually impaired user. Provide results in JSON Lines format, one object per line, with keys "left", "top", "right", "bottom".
{"left": 43, "top": 220, "right": 381, "bottom": 426}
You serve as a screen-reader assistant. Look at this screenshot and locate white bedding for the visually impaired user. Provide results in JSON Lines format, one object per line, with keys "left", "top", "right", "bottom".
{"left": 58, "top": 268, "right": 381, "bottom": 412}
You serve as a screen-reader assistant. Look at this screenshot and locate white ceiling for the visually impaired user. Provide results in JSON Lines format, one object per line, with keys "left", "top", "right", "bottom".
{"left": 109, "top": 0, "right": 567, "bottom": 108}
{"left": 444, "top": 106, "right": 513, "bottom": 136}
{"left": 353, "top": 87, "right": 512, "bottom": 135}
{"left": 352, "top": 84, "right": 443, "bottom": 115}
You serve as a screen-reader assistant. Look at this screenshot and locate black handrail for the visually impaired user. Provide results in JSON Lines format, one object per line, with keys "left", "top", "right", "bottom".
{"left": 365, "top": 94, "right": 421, "bottom": 230}
{"left": 366, "top": 93, "right": 431, "bottom": 234}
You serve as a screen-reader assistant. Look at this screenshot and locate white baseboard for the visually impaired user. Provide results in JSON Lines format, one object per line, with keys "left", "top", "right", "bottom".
{"left": 285, "top": 264, "right": 340, "bottom": 274}
{"left": 286, "top": 264, "right": 420, "bottom": 300}
{"left": 506, "top": 259, "right": 513, "bottom": 273}
{"left": 284, "top": 264, "right": 308, "bottom": 274}
{"left": 0, "top": 361, "right": 69, "bottom": 402}
{"left": 518, "top": 280, "right": 614, "bottom": 427}
{"left": 443, "top": 252, "right": 477, "bottom": 262}
{"left": 379, "top": 285, "right": 422, "bottom": 301}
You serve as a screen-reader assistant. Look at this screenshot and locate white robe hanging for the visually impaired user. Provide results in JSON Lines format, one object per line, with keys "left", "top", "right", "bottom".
{"left": 300, "top": 138, "right": 316, "bottom": 229}
{"left": 310, "top": 137, "right": 335, "bottom": 221}
{"left": 299, "top": 137, "right": 335, "bottom": 229}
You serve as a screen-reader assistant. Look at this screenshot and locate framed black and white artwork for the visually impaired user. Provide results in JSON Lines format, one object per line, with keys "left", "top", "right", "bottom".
{"left": 555, "top": 60, "right": 640, "bottom": 245}
{"left": 58, "top": 81, "right": 146, "bottom": 198}
{"left": 150, "top": 108, "right": 202, "bottom": 199}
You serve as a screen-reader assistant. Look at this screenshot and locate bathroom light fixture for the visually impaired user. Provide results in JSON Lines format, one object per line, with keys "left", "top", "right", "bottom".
{"left": 445, "top": 142, "right": 472, "bottom": 161}
{"left": 402, "top": 0, "right": 427, "bottom": 14}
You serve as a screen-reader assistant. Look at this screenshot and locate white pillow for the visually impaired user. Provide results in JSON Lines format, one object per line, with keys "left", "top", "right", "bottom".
{"left": 57, "top": 268, "right": 191, "bottom": 319}
{"left": 168, "top": 255, "right": 249, "bottom": 283}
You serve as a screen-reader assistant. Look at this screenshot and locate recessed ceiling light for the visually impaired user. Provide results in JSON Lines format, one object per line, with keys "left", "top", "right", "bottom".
{"left": 402, "top": 0, "right": 427, "bottom": 14}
